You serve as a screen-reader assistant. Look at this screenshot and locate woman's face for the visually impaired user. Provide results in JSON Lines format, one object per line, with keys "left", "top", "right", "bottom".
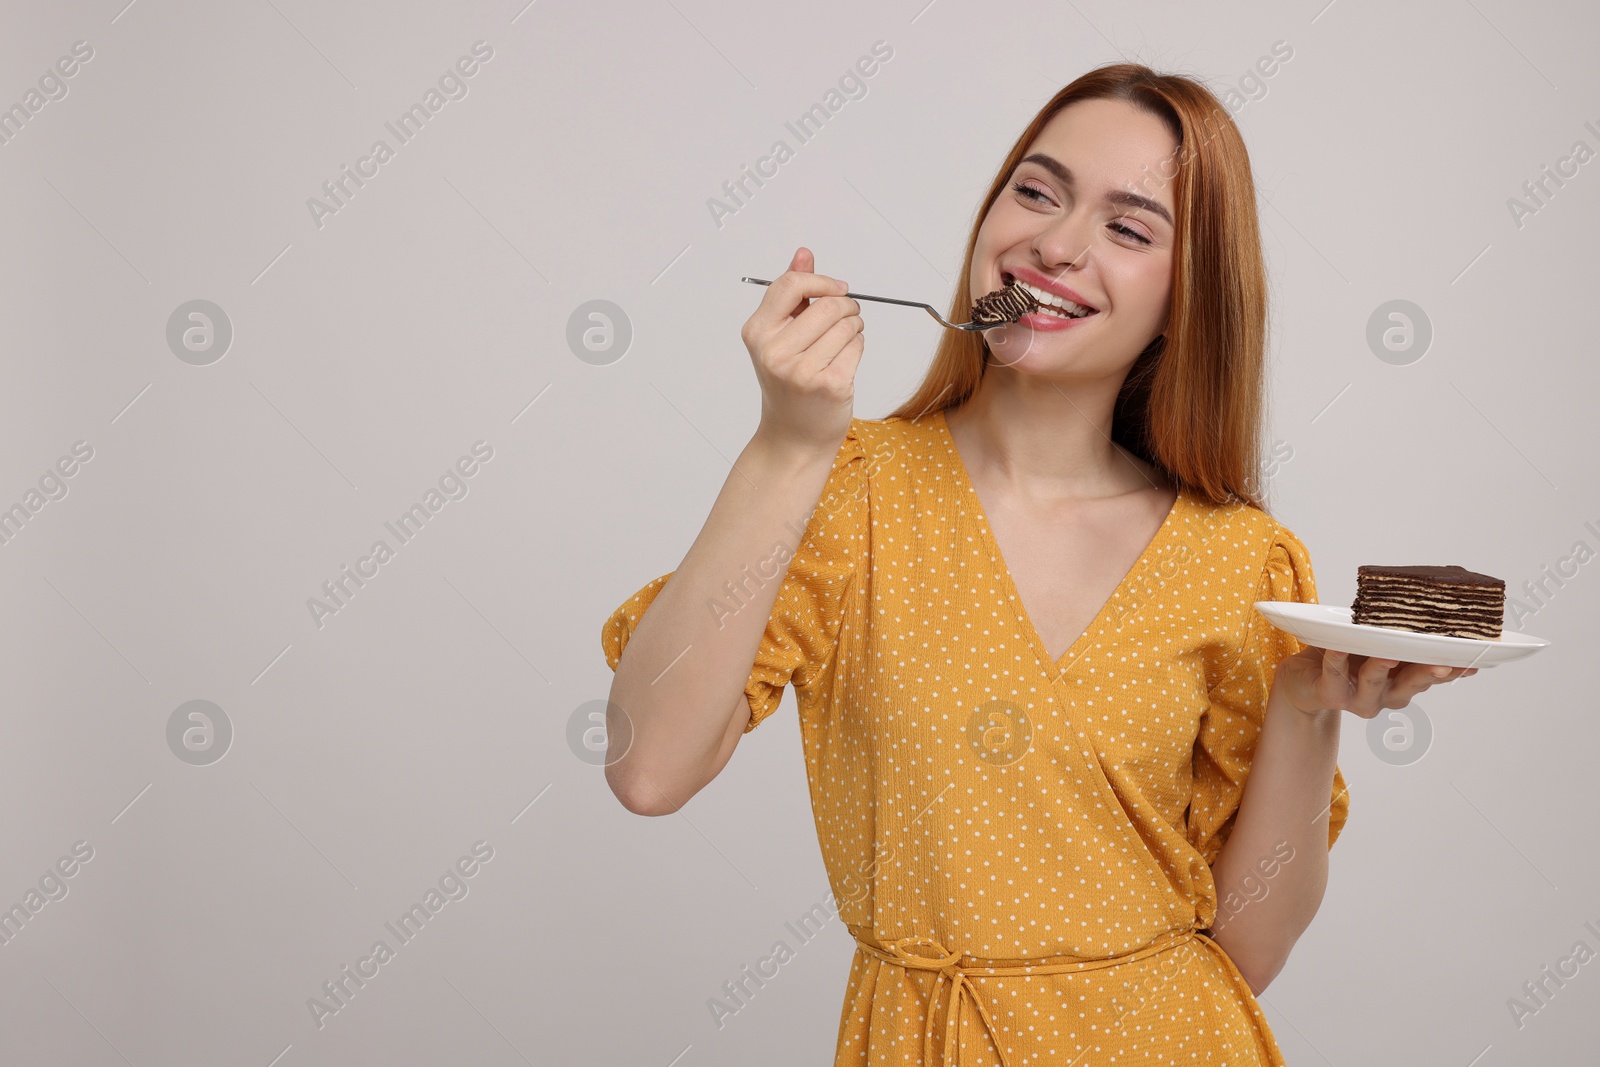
{"left": 971, "top": 97, "right": 1178, "bottom": 373}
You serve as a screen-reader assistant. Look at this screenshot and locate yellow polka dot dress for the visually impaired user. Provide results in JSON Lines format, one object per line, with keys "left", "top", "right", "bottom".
{"left": 602, "top": 410, "right": 1349, "bottom": 1066}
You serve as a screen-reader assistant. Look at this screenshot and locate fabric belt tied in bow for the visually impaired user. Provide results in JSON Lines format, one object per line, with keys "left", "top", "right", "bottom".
{"left": 851, "top": 929, "right": 1200, "bottom": 1067}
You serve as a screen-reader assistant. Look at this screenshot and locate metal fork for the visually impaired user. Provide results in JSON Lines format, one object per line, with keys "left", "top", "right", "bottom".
{"left": 740, "top": 276, "right": 1001, "bottom": 331}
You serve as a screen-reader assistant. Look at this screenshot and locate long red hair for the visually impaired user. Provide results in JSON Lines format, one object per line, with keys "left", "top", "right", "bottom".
{"left": 884, "top": 63, "right": 1276, "bottom": 512}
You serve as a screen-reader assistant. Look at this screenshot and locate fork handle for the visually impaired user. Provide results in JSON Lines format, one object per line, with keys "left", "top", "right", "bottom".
{"left": 740, "top": 277, "right": 934, "bottom": 313}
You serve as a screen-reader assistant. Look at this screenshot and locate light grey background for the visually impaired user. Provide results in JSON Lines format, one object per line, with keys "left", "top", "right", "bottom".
{"left": 1, "top": 0, "right": 1595, "bottom": 1064}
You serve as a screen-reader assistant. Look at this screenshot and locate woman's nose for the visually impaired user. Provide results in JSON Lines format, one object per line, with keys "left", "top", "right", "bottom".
{"left": 1031, "top": 214, "right": 1093, "bottom": 272}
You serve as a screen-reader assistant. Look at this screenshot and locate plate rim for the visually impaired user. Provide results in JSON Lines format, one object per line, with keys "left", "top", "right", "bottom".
{"left": 1253, "top": 600, "right": 1549, "bottom": 649}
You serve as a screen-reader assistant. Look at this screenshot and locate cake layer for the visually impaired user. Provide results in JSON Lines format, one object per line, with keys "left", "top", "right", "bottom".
{"left": 1355, "top": 580, "right": 1502, "bottom": 601}
{"left": 1352, "top": 589, "right": 1502, "bottom": 610}
{"left": 1353, "top": 593, "right": 1501, "bottom": 610}
{"left": 1356, "top": 610, "right": 1502, "bottom": 628}
{"left": 1357, "top": 573, "right": 1503, "bottom": 591}
{"left": 1352, "top": 613, "right": 1503, "bottom": 639}
{"left": 1354, "top": 583, "right": 1503, "bottom": 601}
{"left": 1354, "top": 616, "right": 1503, "bottom": 640}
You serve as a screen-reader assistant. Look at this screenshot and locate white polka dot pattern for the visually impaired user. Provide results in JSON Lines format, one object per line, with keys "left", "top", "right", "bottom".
{"left": 601, "top": 411, "right": 1350, "bottom": 1066}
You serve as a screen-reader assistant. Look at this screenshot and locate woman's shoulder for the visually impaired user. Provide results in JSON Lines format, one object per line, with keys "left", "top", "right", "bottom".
{"left": 1181, "top": 487, "right": 1302, "bottom": 542}
{"left": 856, "top": 409, "right": 938, "bottom": 442}
{"left": 1176, "top": 491, "right": 1314, "bottom": 584}
{"left": 843, "top": 411, "right": 942, "bottom": 475}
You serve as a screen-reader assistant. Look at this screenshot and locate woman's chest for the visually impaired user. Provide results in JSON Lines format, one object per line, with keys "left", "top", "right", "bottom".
{"left": 821, "top": 451, "right": 1237, "bottom": 802}
{"left": 844, "top": 553, "right": 1212, "bottom": 792}
{"left": 982, "top": 493, "right": 1173, "bottom": 666}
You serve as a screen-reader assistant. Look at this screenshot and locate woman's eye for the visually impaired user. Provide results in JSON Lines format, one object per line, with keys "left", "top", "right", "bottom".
{"left": 1010, "top": 180, "right": 1050, "bottom": 204}
{"left": 1110, "top": 222, "right": 1153, "bottom": 245}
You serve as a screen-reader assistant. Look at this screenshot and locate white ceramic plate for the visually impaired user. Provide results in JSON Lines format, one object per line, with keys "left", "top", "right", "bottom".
{"left": 1253, "top": 602, "right": 1549, "bottom": 669}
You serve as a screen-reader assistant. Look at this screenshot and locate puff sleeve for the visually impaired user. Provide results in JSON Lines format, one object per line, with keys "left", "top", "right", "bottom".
{"left": 1187, "top": 522, "right": 1350, "bottom": 865}
{"left": 599, "top": 423, "right": 869, "bottom": 734}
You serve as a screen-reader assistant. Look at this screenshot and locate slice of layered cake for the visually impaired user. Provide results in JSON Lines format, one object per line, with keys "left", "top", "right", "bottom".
{"left": 1351, "top": 565, "right": 1506, "bottom": 640}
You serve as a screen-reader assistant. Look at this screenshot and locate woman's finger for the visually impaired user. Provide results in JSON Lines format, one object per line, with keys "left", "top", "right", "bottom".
{"left": 1354, "top": 656, "right": 1397, "bottom": 714}
{"left": 1387, "top": 662, "right": 1443, "bottom": 705}
{"left": 1320, "top": 649, "right": 1355, "bottom": 691}
{"left": 776, "top": 297, "right": 861, "bottom": 360}
{"left": 745, "top": 270, "right": 850, "bottom": 348}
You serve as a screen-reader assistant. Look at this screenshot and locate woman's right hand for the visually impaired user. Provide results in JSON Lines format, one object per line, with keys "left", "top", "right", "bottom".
{"left": 742, "top": 246, "right": 864, "bottom": 457}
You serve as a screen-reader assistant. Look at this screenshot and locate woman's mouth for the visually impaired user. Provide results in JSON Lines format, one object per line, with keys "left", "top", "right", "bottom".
{"left": 1001, "top": 272, "right": 1099, "bottom": 320}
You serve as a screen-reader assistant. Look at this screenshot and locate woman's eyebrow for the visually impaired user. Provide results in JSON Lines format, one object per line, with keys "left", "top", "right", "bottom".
{"left": 1018, "top": 152, "right": 1173, "bottom": 227}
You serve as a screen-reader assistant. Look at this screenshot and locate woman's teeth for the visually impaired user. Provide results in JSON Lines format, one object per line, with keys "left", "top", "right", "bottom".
{"left": 1008, "top": 278, "right": 1095, "bottom": 319}
{"left": 1035, "top": 304, "right": 1081, "bottom": 320}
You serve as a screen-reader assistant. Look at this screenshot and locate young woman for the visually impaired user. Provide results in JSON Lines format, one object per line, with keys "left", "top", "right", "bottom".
{"left": 602, "top": 63, "right": 1477, "bottom": 1066}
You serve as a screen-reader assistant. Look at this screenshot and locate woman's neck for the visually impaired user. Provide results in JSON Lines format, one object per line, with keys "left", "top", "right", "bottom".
{"left": 945, "top": 376, "right": 1168, "bottom": 505}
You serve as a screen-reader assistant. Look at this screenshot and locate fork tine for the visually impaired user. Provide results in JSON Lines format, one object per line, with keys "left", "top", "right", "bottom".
{"left": 923, "top": 306, "right": 986, "bottom": 330}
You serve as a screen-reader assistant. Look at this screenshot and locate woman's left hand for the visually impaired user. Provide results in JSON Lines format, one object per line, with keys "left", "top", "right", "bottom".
{"left": 1273, "top": 646, "right": 1479, "bottom": 718}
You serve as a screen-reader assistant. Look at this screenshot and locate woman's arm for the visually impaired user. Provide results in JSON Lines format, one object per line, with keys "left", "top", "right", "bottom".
{"left": 1208, "top": 647, "right": 1477, "bottom": 992}
{"left": 1203, "top": 685, "right": 1340, "bottom": 994}
{"left": 606, "top": 253, "right": 864, "bottom": 817}
{"left": 606, "top": 432, "right": 839, "bottom": 816}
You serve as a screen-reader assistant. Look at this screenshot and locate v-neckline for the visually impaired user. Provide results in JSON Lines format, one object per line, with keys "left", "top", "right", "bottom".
{"left": 932, "top": 407, "right": 1188, "bottom": 676}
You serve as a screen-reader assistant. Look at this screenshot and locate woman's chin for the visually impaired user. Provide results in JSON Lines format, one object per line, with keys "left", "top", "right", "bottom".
{"left": 984, "top": 327, "right": 1058, "bottom": 369}
{"left": 984, "top": 335, "right": 1123, "bottom": 378}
